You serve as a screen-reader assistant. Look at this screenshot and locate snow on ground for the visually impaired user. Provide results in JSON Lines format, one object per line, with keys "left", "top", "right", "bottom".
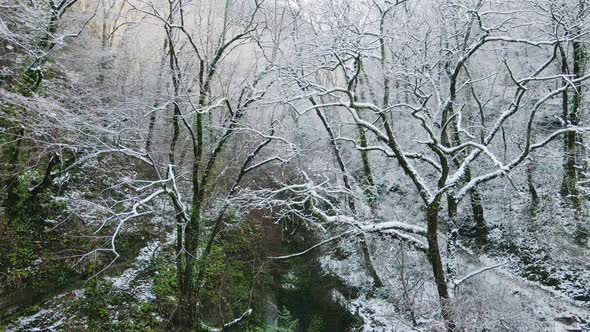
{"left": 106, "top": 230, "right": 175, "bottom": 301}
{"left": 480, "top": 254, "right": 590, "bottom": 332}
{"left": 105, "top": 240, "right": 161, "bottom": 291}
{"left": 320, "top": 234, "right": 590, "bottom": 331}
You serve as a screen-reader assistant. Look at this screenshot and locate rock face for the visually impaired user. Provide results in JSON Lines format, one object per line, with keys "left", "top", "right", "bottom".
{"left": 0, "top": 288, "right": 35, "bottom": 321}
{"left": 4, "top": 291, "right": 77, "bottom": 332}
{"left": 554, "top": 314, "right": 588, "bottom": 332}
{"left": 264, "top": 295, "right": 278, "bottom": 326}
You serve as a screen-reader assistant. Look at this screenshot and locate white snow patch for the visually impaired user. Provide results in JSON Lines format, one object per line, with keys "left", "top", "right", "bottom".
{"left": 106, "top": 240, "right": 161, "bottom": 290}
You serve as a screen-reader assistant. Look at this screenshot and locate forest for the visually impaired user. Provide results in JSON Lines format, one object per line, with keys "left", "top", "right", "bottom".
{"left": 1, "top": 0, "right": 589, "bottom": 331}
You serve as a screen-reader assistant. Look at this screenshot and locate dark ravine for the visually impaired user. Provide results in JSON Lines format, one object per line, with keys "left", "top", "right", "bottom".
{"left": 259, "top": 217, "right": 360, "bottom": 331}
{"left": 273, "top": 254, "right": 360, "bottom": 332}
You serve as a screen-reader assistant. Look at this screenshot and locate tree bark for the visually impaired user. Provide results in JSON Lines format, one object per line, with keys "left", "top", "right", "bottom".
{"left": 558, "top": 35, "right": 587, "bottom": 244}
{"left": 427, "top": 200, "right": 455, "bottom": 332}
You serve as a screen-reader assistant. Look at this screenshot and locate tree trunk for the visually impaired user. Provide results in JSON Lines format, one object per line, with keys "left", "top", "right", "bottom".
{"left": 446, "top": 196, "right": 459, "bottom": 283}
{"left": 559, "top": 44, "right": 575, "bottom": 199}
{"left": 145, "top": 47, "right": 169, "bottom": 152}
{"left": 527, "top": 159, "right": 540, "bottom": 221}
{"left": 559, "top": 36, "right": 587, "bottom": 244}
{"left": 450, "top": 120, "right": 488, "bottom": 246}
{"left": 464, "top": 167, "right": 488, "bottom": 246}
{"left": 426, "top": 200, "right": 455, "bottom": 332}
{"left": 571, "top": 37, "right": 587, "bottom": 244}
{"left": 357, "top": 118, "right": 377, "bottom": 206}
{"left": 359, "top": 235, "right": 383, "bottom": 288}
{"left": 357, "top": 66, "right": 377, "bottom": 206}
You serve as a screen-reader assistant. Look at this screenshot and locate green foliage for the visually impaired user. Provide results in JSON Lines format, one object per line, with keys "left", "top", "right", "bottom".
{"left": 73, "top": 280, "right": 113, "bottom": 329}
{"left": 31, "top": 262, "right": 77, "bottom": 293}
{"left": 0, "top": 168, "right": 78, "bottom": 291}
{"left": 22, "top": 304, "right": 42, "bottom": 317}
{"left": 152, "top": 258, "right": 177, "bottom": 299}
{"left": 201, "top": 243, "right": 253, "bottom": 315}
{"left": 73, "top": 280, "right": 161, "bottom": 331}
{"left": 198, "top": 219, "right": 274, "bottom": 328}
{"left": 9, "top": 68, "right": 45, "bottom": 96}
{"left": 306, "top": 315, "right": 325, "bottom": 332}
{"left": 276, "top": 306, "right": 299, "bottom": 332}
{"left": 151, "top": 255, "right": 178, "bottom": 318}
{"left": 111, "top": 302, "right": 160, "bottom": 332}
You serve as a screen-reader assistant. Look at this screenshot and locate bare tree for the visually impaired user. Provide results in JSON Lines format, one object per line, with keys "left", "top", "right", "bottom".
{"left": 260, "top": 0, "right": 590, "bottom": 330}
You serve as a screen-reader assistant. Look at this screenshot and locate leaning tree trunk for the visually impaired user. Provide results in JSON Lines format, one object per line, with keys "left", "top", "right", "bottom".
{"left": 311, "top": 97, "right": 383, "bottom": 288}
